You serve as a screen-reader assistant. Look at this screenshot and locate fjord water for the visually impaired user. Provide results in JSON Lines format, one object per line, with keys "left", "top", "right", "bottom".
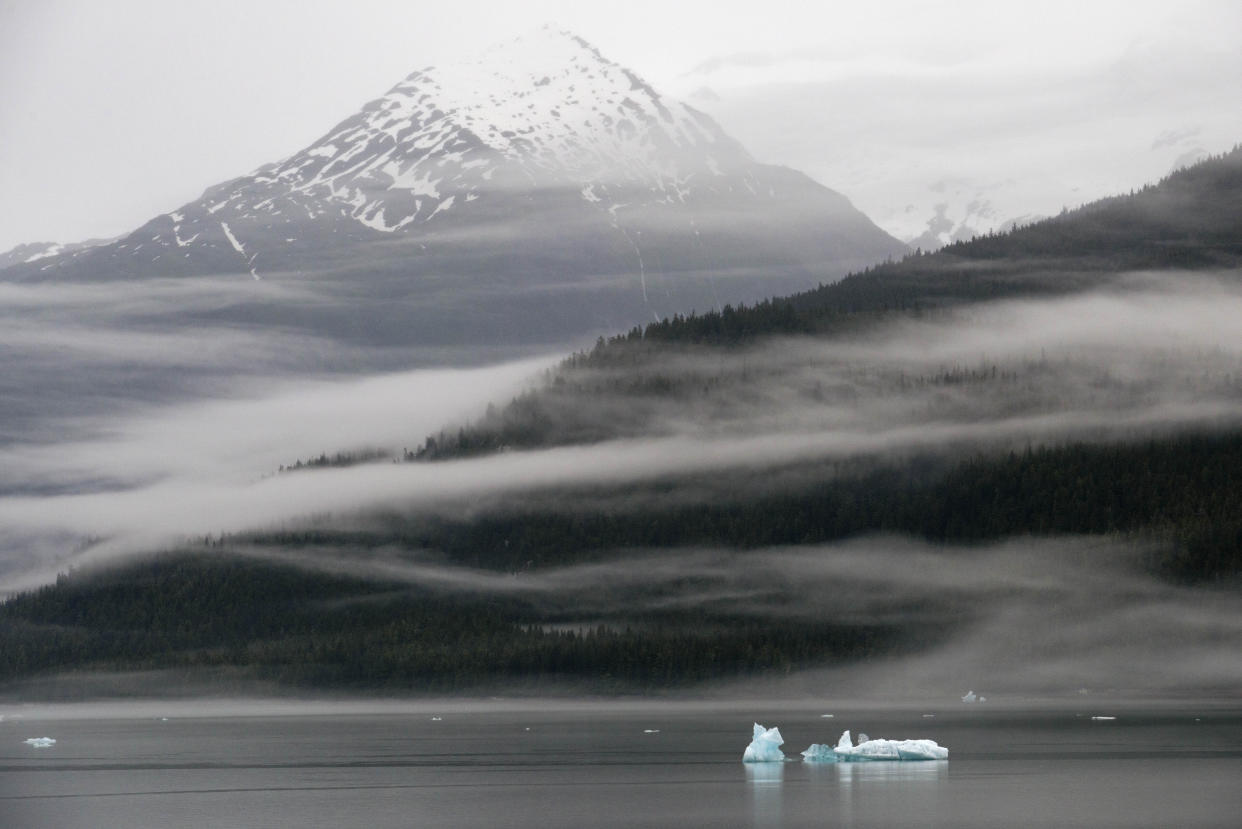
{"left": 2, "top": 702, "right": 1238, "bottom": 829}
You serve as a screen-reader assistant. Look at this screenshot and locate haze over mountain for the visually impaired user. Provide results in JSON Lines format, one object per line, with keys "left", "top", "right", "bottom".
{"left": 415, "top": 146, "right": 1242, "bottom": 457}
{"left": 677, "top": 17, "right": 1242, "bottom": 251}
{"left": 1, "top": 28, "right": 903, "bottom": 349}
{"left": 3, "top": 148, "right": 1239, "bottom": 699}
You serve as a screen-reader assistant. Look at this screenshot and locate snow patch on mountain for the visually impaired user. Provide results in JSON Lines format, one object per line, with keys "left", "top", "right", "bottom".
{"left": 23, "top": 244, "right": 66, "bottom": 263}
{"left": 0, "top": 238, "right": 112, "bottom": 270}
{"left": 220, "top": 221, "right": 260, "bottom": 280}
{"left": 153, "top": 25, "right": 754, "bottom": 252}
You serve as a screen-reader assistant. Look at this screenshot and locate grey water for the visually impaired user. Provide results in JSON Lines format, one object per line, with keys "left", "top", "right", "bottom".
{"left": 2, "top": 702, "right": 1239, "bottom": 828}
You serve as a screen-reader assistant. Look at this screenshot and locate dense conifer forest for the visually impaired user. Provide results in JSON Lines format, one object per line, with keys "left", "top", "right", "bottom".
{"left": 0, "top": 554, "right": 914, "bottom": 692}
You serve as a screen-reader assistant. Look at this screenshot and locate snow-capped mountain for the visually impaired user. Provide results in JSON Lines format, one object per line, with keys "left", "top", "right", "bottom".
{"left": 3, "top": 28, "right": 904, "bottom": 347}
{"left": 0, "top": 237, "right": 112, "bottom": 271}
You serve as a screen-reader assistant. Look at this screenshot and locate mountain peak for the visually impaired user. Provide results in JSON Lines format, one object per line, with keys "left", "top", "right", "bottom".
{"left": 2, "top": 29, "right": 904, "bottom": 343}
{"left": 479, "top": 25, "right": 609, "bottom": 66}
{"left": 372, "top": 25, "right": 727, "bottom": 180}
{"left": 181, "top": 27, "right": 754, "bottom": 238}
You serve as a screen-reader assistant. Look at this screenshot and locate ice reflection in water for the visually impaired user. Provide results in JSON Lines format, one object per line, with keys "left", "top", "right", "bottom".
{"left": 748, "top": 759, "right": 949, "bottom": 827}
{"left": 746, "top": 760, "right": 785, "bottom": 827}
{"left": 833, "top": 760, "right": 948, "bottom": 785}
{"left": 806, "top": 759, "right": 948, "bottom": 824}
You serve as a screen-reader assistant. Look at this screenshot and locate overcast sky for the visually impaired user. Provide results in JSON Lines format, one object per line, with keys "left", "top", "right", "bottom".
{"left": 1, "top": 0, "right": 1239, "bottom": 252}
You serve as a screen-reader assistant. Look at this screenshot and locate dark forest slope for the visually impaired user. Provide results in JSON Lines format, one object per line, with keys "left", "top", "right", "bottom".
{"left": 638, "top": 144, "right": 1242, "bottom": 345}
{"left": 416, "top": 147, "right": 1242, "bottom": 459}
{"left": 3, "top": 148, "right": 1240, "bottom": 696}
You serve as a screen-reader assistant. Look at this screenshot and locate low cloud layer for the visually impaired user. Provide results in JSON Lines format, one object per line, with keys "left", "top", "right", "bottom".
{"left": 145, "top": 535, "right": 1242, "bottom": 696}
{"left": 2, "top": 358, "right": 556, "bottom": 492}
{"left": 2, "top": 276, "right": 1242, "bottom": 591}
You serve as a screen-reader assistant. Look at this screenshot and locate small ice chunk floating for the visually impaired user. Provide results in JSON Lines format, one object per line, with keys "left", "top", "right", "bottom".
{"left": 801, "top": 730, "right": 948, "bottom": 763}
{"left": 23, "top": 737, "right": 56, "bottom": 748}
{"left": 742, "top": 723, "right": 787, "bottom": 762}
{"left": 961, "top": 690, "right": 986, "bottom": 703}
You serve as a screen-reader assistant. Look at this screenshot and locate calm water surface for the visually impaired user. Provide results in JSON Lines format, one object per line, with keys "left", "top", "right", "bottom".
{"left": 2, "top": 702, "right": 1239, "bottom": 828}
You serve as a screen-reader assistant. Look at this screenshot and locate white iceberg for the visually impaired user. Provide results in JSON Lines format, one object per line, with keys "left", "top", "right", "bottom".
{"left": 961, "top": 690, "right": 986, "bottom": 703}
{"left": 24, "top": 737, "right": 56, "bottom": 748}
{"left": 802, "top": 730, "right": 948, "bottom": 763}
{"left": 742, "top": 723, "right": 786, "bottom": 762}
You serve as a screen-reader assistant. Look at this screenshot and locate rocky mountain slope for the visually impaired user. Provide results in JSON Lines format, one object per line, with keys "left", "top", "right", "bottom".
{"left": 2, "top": 28, "right": 904, "bottom": 348}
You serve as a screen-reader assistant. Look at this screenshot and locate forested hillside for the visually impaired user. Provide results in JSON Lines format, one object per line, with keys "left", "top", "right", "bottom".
{"left": 416, "top": 147, "right": 1242, "bottom": 460}
{"left": 0, "top": 553, "right": 915, "bottom": 693}
{"left": 3, "top": 148, "right": 1240, "bottom": 696}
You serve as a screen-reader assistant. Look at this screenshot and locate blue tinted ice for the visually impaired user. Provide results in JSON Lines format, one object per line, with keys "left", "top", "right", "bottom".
{"left": 742, "top": 723, "right": 786, "bottom": 762}
{"left": 802, "top": 730, "right": 948, "bottom": 762}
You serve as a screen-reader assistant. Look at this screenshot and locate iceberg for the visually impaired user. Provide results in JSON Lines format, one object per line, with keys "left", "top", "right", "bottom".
{"left": 961, "top": 690, "right": 986, "bottom": 703}
{"left": 742, "top": 723, "right": 786, "bottom": 762}
{"left": 802, "top": 730, "right": 948, "bottom": 762}
{"left": 24, "top": 737, "right": 56, "bottom": 748}
{"left": 800, "top": 743, "right": 839, "bottom": 762}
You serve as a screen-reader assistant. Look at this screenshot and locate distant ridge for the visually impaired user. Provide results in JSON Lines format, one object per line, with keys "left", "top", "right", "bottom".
{"left": 616, "top": 142, "right": 1242, "bottom": 342}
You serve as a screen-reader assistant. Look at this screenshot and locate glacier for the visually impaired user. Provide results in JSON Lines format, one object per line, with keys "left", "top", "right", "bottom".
{"left": 801, "top": 730, "right": 948, "bottom": 763}
{"left": 742, "top": 723, "right": 786, "bottom": 762}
